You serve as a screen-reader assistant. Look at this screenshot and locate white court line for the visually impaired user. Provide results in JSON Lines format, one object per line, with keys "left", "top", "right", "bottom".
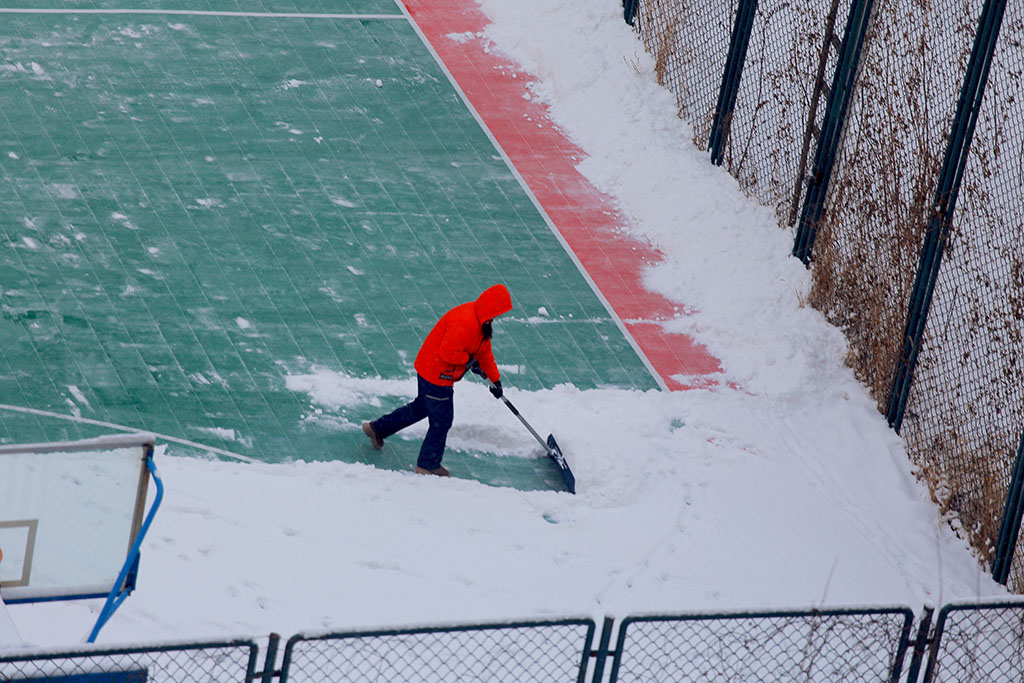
{"left": 0, "top": 9, "right": 405, "bottom": 19}
{"left": 0, "top": 403, "right": 259, "bottom": 463}
{"left": 395, "top": 2, "right": 670, "bottom": 392}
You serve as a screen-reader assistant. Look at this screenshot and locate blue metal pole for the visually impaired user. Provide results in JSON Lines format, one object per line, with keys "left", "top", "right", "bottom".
{"left": 88, "top": 453, "right": 164, "bottom": 643}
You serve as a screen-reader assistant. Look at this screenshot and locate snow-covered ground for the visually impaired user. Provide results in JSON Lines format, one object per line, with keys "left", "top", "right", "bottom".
{"left": 5, "top": 0, "right": 1007, "bottom": 647}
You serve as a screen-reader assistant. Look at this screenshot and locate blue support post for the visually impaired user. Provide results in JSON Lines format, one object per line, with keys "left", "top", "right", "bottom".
{"left": 88, "top": 450, "right": 164, "bottom": 643}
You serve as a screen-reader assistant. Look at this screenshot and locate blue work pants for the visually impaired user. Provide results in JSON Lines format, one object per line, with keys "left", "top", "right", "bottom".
{"left": 371, "top": 375, "right": 454, "bottom": 470}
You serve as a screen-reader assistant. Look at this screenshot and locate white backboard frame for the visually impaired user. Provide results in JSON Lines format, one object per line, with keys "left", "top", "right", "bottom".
{"left": 0, "top": 433, "right": 155, "bottom": 603}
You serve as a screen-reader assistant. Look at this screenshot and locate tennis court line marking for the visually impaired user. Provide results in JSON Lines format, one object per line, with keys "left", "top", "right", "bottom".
{"left": 397, "top": 1, "right": 670, "bottom": 392}
{"left": 0, "top": 403, "right": 259, "bottom": 463}
{"left": 0, "top": 9, "right": 404, "bottom": 19}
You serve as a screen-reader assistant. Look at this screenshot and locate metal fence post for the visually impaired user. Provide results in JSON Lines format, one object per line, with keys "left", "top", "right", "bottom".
{"left": 623, "top": 0, "right": 640, "bottom": 26}
{"left": 918, "top": 605, "right": 954, "bottom": 683}
{"left": 992, "top": 430, "right": 1024, "bottom": 584}
{"left": 709, "top": 0, "right": 758, "bottom": 165}
{"left": 788, "top": 0, "right": 844, "bottom": 226}
{"left": 904, "top": 605, "right": 934, "bottom": 683}
{"left": 257, "top": 633, "right": 280, "bottom": 683}
{"left": 885, "top": 0, "right": 1009, "bottom": 431}
{"left": 588, "top": 617, "right": 615, "bottom": 682}
{"left": 792, "top": 0, "right": 876, "bottom": 264}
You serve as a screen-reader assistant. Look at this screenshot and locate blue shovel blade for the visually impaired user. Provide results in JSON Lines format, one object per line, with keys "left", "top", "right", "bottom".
{"left": 546, "top": 434, "right": 575, "bottom": 494}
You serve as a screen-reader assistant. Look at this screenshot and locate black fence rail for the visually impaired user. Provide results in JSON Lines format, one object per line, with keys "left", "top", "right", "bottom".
{"left": 631, "top": 0, "right": 1024, "bottom": 592}
{"left": 607, "top": 607, "right": 915, "bottom": 682}
{"left": 0, "top": 637, "right": 261, "bottom": 682}
{"left": 278, "top": 618, "right": 595, "bottom": 683}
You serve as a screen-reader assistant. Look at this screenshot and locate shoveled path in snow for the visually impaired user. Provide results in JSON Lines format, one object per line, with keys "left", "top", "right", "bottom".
{"left": 403, "top": 0, "right": 724, "bottom": 391}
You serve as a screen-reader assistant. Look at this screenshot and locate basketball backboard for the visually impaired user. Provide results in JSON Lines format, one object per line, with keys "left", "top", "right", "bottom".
{"left": 0, "top": 433, "right": 156, "bottom": 605}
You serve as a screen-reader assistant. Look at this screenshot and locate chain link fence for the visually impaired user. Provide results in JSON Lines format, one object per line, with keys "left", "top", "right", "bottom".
{"left": 924, "top": 600, "right": 1024, "bottom": 682}
{"left": 898, "top": 0, "right": 1024, "bottom": 591}
{"left": 724, "top": 0, "right": 839, "bottom": 224}
{"left": 633, "top": 0, "right": 842, "bottom": 225}
{"left": 608, "top": 607, "right": 914, "bottom": 682}
{"left": 0, "top": 637, "right": 260, "bottom": 681}
{"left": 634, "top": 0, "right": 734, "bottom": 150}
{"left": 278, "top": 619, "right": 595, "bottom": 683}
{"left": 808, "top": 0, "right": 982, "bottom": 404}
{"left": 6, "top": 603, "right": 1024, "bottom": 682}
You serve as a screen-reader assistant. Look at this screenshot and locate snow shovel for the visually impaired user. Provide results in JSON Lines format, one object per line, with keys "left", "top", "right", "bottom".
{"left": 489, "top": 380, "right": 576, "bottom": 494}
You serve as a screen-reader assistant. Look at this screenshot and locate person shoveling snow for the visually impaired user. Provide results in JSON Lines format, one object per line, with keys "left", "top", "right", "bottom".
{"left": 362, "top": 284, "right": 513, "bottom": 477}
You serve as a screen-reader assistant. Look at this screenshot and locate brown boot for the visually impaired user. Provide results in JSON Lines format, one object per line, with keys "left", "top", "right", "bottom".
{"left": 415, "top": 465, "right": 450, "bottom": 477}
{"left": 362, "top": 422, "right": 383, "bottom": 449}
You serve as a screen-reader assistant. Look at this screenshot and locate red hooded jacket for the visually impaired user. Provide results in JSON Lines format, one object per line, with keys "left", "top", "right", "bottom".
{"left": 415, "top": 284, "right": 513, "bottom": 387}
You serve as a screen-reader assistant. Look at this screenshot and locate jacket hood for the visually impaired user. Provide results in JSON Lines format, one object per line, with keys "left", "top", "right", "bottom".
{"left": 474, "top": 284, "right": 513, "bottom": 321}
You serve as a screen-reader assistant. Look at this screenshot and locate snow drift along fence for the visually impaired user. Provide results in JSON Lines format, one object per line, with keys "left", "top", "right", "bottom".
{"left": 630, "top": 0, "right": 1024, "bottom": 591}
{"left": 5, "top": 602, "right": 1024, "bottom": 681}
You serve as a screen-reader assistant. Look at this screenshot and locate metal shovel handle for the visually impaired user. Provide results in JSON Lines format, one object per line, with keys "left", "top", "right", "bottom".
{"left": 489, "top": 380, "right": 554, "bottom": 456}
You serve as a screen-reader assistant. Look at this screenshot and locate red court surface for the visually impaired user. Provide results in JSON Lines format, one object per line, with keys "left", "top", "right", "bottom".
{"left": 404, "top": 0, "right": 724, "bottom": 391}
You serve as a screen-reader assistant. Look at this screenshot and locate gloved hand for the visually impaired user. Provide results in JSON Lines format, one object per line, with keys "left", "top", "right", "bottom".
{"left": 489, "top": 380, "right": 503, "bottom": 399}
{"left": 466, "top": 358, "right": 486, "bottom": 378}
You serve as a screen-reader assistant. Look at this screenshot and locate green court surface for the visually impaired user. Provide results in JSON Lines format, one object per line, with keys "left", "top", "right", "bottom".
{"left": 0, "top": 1, "right": 403, "bottom": 13}
{"left": 0, "top": 8, "right": 658, "bottom": 490}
